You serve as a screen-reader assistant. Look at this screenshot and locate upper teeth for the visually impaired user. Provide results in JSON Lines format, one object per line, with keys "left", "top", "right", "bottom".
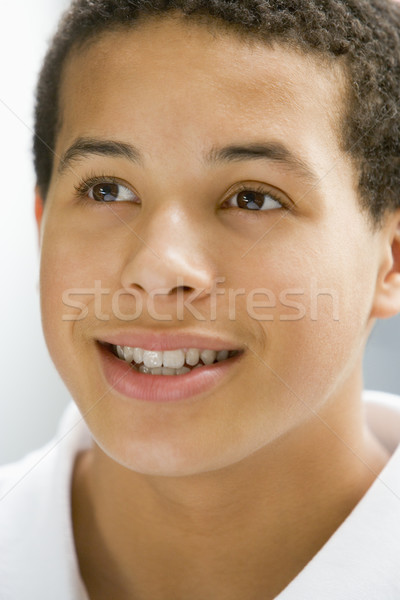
{"left": 115, "top": 345, "right": 230, "bottom": 369}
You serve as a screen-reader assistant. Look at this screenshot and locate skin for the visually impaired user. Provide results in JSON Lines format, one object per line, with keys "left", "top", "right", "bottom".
{"left": 35, "top": 16, "right": 400, "bottom": 600}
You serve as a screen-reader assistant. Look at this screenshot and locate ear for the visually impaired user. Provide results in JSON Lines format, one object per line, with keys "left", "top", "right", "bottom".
{"left": 370, "top": 210, "right": 400, "bottom": 319}
{"left": 34, "top": 186, "right": 44, "bottom": 245}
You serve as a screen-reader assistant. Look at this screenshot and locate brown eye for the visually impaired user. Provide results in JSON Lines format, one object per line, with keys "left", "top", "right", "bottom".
{"left": 227, "top": 189, "right": 283, "bottom": 211}
{"left": 237, "top": 191, "right": 265, "bottom": 210}
{"left": 89, "top": 182, "right": 136, "bottom": 202}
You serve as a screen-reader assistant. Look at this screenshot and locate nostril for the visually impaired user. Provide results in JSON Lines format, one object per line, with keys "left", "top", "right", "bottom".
{"left": 131, "top": 283, "right": 145, "bottom": 292}
{"left": 170, "top": 285, "right": 193, "bottom": 295}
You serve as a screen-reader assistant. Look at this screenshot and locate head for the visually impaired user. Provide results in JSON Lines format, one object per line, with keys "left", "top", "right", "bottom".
{"left": 33, "top": 0, "right": 400, "bottom": 476}
{"left": 35, "top": 0, "right": 400, "bottom": 225}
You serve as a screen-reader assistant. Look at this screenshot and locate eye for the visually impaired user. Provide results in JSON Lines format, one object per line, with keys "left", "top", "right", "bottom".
{"left": 225, "top": 187, "right": 284, "bottom": 211}
{"left": 74, "top": 175, "right": 139, "bottom": 204}
{"left": 89, "top": 181, "right": 136, "bottom": 202}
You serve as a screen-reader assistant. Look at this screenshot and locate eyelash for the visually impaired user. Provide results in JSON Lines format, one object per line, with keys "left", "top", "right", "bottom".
{"left": 73, "top": 174, "right": 130, "bottom": 205}
{"left": 73, "top": 175, "right": 287, "bottom": 211}
{"left": 222, "top": 184, "right": 286, "bottom": 211}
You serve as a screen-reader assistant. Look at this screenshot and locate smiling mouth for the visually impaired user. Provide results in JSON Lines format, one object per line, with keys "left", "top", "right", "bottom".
{"left": 106, "top": 343, "right": 242, "bottom": 376}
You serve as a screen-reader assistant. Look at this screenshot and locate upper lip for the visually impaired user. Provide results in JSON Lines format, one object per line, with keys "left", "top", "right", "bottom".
{"left": 97, "top": 330, "right": 243, "bottom": 352}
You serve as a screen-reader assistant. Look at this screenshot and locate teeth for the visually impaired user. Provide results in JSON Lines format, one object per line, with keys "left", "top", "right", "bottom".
{"left": 186, "top": 348, "right": 200, "bottom": 366}
{"left": 200, "top": 350, "right": 217, "bottom": 365}
{"left": 114, "top": 344, "right": 237, "bottom": 373}
{"left": 151, "top": 367, "right": 163, "bottom": 375}
{"left": 133, "top": 347, "right": 144, "bottom": 363}
{"left": 123, "top": 346, "right": 135, "bottom": 362}
{"left": 148, "top": 366, "right": 191, "bottom": 376}
{"left": 176, "top": 366, "right": 191, "bottom": 375}
{"left": 217, "top": 350, "right": 229, "bottom": 361}
{"left": 163, "top": 349, "right": 185, "bottom": 369}
{"left": 143, "top": 350, "right": 163, "bottom": 368}
{"left": 162, "top": 367, "right": 176, "bottom": 375}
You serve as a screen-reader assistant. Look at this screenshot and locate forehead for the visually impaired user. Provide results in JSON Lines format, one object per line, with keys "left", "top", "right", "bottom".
{"left": 56, "top": 17, "right": 347, "bottom": 173}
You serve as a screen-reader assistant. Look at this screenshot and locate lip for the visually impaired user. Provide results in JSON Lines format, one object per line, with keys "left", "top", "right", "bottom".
{"left": 96, "top": 341, "right": 244, "bottom": 403}
{"left": 97, "top": 330, "right": 243, "bottom": 352}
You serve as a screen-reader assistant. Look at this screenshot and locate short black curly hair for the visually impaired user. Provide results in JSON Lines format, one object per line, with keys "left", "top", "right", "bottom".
{"left": 34, "top": 0, "right": 400, "bottom": 226}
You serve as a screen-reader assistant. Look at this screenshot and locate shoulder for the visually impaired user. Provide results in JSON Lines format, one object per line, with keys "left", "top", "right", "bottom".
{"left": 0, "top": 439, "right": 58, "bottom": 530}
{"left": 0, "top": 401, "right": 90, "bottom": 511}
{"left": 363, "top": 388, "right": 400, "bottom": 408}
{"left": 0, "top": 402, "right": 91, "bottom": 600}
{"left": 363, "top": 389, "right": 400, "bottom": 454}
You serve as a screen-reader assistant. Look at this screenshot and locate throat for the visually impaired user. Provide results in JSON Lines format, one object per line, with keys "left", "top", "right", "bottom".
{"left": 71, "top": 425, "right": 390, "bottom": 600}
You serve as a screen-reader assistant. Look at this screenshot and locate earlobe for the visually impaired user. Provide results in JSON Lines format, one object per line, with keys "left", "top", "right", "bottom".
{"left": 370, "top": 212, "right": 400, "bottom": 319}
{"left": 34, "top": 187, "right": 44, "bottom": 243}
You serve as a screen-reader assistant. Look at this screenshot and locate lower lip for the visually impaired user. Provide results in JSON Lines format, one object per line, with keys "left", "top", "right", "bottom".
{"left": 97, "top": 343, "right": 242, "bottom": 403}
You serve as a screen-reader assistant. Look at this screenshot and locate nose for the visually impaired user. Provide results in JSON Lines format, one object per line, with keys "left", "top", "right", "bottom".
{"left": 120, "top": 204, "right": 216, "bottom": 300}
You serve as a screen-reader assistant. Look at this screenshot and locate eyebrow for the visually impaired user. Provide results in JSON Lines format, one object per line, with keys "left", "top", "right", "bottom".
{"left": 57, "top": 138, "right": 142, "bottom": 175}
{"left": 205, "top": 142, "right": 319, "bottom": 185}
{"left": 58, "top": 136, "right": 319, "bottom": 185}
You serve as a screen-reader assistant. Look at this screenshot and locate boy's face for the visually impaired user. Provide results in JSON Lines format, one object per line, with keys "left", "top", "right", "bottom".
{"left": 37, "top": 17, "right": 386, "bottom": 475}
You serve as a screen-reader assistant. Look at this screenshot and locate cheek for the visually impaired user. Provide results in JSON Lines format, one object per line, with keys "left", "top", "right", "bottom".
{"left": 38, "top": 222, "right": 120, "bottom": 368}
{"left": 231, "top": 230, "right": 371, "bottom": 403}
{"left": 39, "top": 221, "right": 124, "bottom": 311}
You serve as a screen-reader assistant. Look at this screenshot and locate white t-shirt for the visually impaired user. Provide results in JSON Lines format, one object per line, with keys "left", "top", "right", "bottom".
{"left": 1, "top": 390, "right": 400, "bottom": 600}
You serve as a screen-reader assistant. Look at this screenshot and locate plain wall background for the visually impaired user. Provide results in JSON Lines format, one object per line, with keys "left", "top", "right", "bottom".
{"left": 0, "top": 0, "right": 72, "bottom": 465}
{"left": 0, "top": 0, "right": 399, "bottom": 465}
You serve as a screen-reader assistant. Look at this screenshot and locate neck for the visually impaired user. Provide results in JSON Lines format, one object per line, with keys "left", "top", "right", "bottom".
{"left": 72, "top": 383, "right": 390, "bottom": 600}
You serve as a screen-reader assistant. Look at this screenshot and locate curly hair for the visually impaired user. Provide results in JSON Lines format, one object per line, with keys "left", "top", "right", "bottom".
{"left": 33, "top": 0, "right": 400, "bottom": 226}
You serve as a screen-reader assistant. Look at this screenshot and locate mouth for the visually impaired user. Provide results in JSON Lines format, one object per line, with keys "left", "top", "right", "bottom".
{"left": 96, "top": 338, "right": 244, "bottom": 403}
{"left": 106, "top": 343, "right": 241, "bottom": 376}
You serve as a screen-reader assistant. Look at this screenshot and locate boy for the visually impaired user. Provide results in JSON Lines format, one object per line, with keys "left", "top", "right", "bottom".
{"left": 1, "top": 0, "right": 400, "bottom": 598}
